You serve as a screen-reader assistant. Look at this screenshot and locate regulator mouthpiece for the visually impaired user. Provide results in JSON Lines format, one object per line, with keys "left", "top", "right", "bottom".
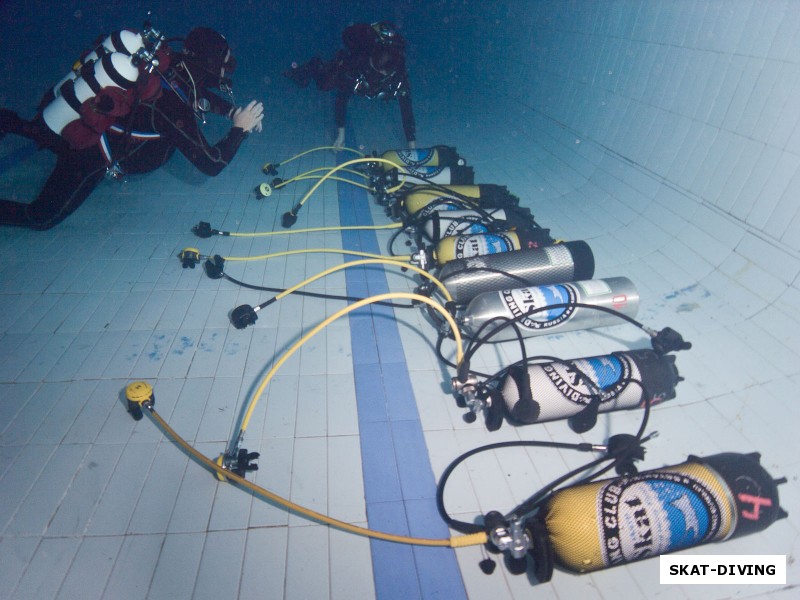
{"left": 204, "top": 255, "right": 225, "bottom": 279}
{"left": 231, "top": 304, "right": 259, "bottom": 329}
{"left": 255, "top": 183, "right": 272, "bottom": 198}
{"left": 125, "top": 381, "right": 155, "bottom": 421}
{"left": 281, "top": 211, "right": 298, "bottom": 228}
{"left": 178, "top": 248, "right": 201, "bottom": 268}
{"left": 192, "top": 221, "right": 215, "bottom": 238}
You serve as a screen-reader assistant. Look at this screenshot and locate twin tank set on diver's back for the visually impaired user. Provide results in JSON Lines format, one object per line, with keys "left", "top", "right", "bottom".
{"left": 40, "top": 26, "right": 166, "bottom": 150}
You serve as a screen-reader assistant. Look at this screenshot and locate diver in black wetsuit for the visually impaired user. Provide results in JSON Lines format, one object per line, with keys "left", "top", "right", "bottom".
{"left": 0, "top": 27, "right": 264, "bottom": 230}
{"left": 285, "top": 21, "right": 416, "bottom": 150}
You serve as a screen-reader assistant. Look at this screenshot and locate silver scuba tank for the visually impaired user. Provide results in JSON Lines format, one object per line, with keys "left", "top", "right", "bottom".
{"left": 460, "top": 277, "right": 638, "bottom": 342}
{"left": 438, "top": 241, "right": 595, "bottom": 305}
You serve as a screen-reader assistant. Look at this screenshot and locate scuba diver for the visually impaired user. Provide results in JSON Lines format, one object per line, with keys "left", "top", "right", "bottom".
{"left": 0, "top": 26, "right": 264, "bottom": 230}
{"left": 284, "top": 21, "right": 416, "bottom": 150}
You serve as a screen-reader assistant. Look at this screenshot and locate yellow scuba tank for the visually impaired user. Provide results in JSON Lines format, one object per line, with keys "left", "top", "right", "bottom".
{"left": 380, "top": 145, "right": 464, "bottom": 170}
{"left": 434, "top": 230, "right": 542, "bottom": 266}
{"left": 537, "top": 452, "right": 786, "bottom": 577}
{"left": 402, "top": 184, "right": 518, "bottom": 216}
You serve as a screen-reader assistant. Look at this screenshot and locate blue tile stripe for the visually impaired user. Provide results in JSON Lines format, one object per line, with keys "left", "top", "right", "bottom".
{"left": 336, "top": 151, "right": 467, "bottom": 600}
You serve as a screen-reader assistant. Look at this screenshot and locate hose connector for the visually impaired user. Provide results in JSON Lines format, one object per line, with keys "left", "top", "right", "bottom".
{"left": 215, "top": 448, "right": 261, "bottom": 481}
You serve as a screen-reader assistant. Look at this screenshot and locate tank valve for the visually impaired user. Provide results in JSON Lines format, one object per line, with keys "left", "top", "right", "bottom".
{"left": 125, "top": 381, "right": 155, "bottom": 421}
{"left": 484, "top": 511, "right": 532, "bottom": 575}
{"left": 451, "top": 375, "right": 484, "bottom": 423}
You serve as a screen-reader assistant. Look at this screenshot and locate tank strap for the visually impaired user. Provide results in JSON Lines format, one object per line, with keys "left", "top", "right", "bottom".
{"left": 59, "top": 80, "right": 83, "bottom": 114}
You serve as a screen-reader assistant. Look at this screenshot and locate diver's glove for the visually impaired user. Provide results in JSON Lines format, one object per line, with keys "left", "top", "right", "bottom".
{"left": 232, "top": 100, "right": 264, "bottom": 133}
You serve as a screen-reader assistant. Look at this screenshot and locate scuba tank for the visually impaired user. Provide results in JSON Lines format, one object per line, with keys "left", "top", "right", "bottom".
{"left": 529, "top": 452, "right": 786, "bottom": 580}
{"left": 492, "top": 349, "right": 679, "bottom": 430}
{"left": 51, "top": 30, "right": 145, "bottom": 96}
{"left": 420, "top": 205, "right": 539, "bottom": 243}
{"left": 397, "top": 164, "right": 474, "bottom": 186}
{"left": 437, "top": 241, "right": 595, "bottom": 305}
{"left": 422, "top": 208, "right": 508, "bottom": 241}
{"left": 433, "top": 230, "right": 552, "bottom": 266}
{"left": 460, "top": 277, "right": 638, "bottom": 342}
{"left": 41, "top": 51, "right": 141, "bottom": 137}
{"left": 380, "top": 145, "right": 465, "bottom": 170}
{"left": 402, "top": 184, "right": 519, "bottom": 216}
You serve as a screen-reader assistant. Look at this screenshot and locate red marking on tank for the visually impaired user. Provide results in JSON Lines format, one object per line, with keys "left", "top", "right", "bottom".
{"left": 612, "top": 294, "right": 627, "bottom": 308}
{"left": 737, "top": 493, "right": 773, "bottom": 520}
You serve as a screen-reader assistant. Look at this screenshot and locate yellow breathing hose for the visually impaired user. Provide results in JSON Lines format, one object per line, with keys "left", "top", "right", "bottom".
{"left": 238, "top": 292, "right": 464, "bottom": 433}
{"left": 271, "top": 258, "right": 452, "bottom": 304}
{"left": 293, "top": 157, "right": 413, "bottom": 212}
{"left": 273, "top": 166, "right": 370, "bottom": 189}
{"left": 277, "top": 174, "right": 373, "bottom": 191}
{"left": 216, "top": 222, "right": 403, "bottom": 238}
{"left": 219, "top": 248, "right": 411, "bottom": 263}
{"left": 144, "top": 404, "right": 486, "bottom": 548}
{"left": 264, "top": 145, "right": 365, "bottom": 172}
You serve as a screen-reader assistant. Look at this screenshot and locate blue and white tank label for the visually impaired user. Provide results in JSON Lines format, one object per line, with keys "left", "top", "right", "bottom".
{"left": 402, "top": 164, "right": 445, "bottom": 178}
{"left": 598, "top": 471, "right": 725, "bottom": 566}
{"left": 417, "top": 200, "right": 463, "bottom": 218}
{"left": 443, "top": 216, "right": 489, "bottom": 237}
{"left": 395, "top": 148, "right": 435, "bottom": 166}
{"left": 455, "top": 233, "right": 515, "bottom": 258}
{"left": 540, "top": 354, "right": 635, "bottom": 405}
{"left": 501, "top": 284, "right": 578, "bottom": 329}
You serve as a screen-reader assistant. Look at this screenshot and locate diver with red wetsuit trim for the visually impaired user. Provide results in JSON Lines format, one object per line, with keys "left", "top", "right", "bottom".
{"left": 285, "top": 22, "right": 416, "bottom": 151}
{"left": 0, "top": 26, "right": 263, "bottom": 230}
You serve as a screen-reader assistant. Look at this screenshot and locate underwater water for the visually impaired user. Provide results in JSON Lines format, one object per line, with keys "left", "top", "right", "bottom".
{"left": 1, "top": 1, "right": 798, "bottom": 599}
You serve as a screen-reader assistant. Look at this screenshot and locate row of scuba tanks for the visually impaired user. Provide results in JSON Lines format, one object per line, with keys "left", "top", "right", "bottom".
{"left": 350, "top": 145, "right": 681, "bottom": 434}
{"left": 193, "top": 144, "right": 787, "bottom": 585}
{"left": 328, "top": 145, "right": 788, "bottom": 583}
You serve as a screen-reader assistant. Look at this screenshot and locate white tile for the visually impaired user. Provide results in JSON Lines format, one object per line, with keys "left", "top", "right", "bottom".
{"left": 55, "top": 536, "right": 123, "bottom": 600}
{"left": 238, "top": 527, "right": 289, "bottom": 600}
{"left": 285, "top": 525, "right": 330, "bottom": 599}
{"left": 11, "top": 537, "right": 81, "bottom": 600}
{"left": 147, "top": 532, "right": 205, "bottom": 600}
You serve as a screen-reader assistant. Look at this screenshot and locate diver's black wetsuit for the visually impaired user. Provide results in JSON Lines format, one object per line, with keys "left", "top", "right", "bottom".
{"left": 0, "top": 69, "right": 246, "bottom": 230}
{"left": 295, "top": 23, "right": 416, "bottom": 143}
